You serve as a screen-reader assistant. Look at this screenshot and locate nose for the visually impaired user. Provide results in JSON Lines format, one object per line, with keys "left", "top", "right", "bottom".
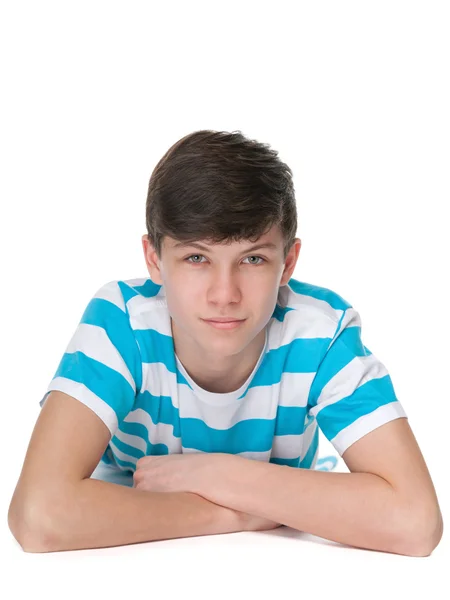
{"left": 206, "top": 270, "right": 243, "bottom": 305}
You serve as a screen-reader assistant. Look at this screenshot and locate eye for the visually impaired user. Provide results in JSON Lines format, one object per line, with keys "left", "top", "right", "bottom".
{"left": 184, "top": 254, "right": 266, "bottom": 265}
{"left": 244, "top": 256, "right": 266, "bottom": 265}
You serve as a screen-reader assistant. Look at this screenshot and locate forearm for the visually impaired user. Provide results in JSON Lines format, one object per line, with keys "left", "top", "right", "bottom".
{"left": 206, "top": 458, "right": 424, "bottom": 556}
{"left": 15, "top": 477, "right": 244, "bottom": 553}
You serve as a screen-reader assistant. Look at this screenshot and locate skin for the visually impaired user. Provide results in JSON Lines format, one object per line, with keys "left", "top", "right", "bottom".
{"left": 141, "top": 224, "right": 301, "bottom": 394}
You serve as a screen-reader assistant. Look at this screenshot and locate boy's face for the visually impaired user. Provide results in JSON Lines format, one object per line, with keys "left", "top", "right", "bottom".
{"left": 141, "top": 225, "right": 301, "bottom": 363}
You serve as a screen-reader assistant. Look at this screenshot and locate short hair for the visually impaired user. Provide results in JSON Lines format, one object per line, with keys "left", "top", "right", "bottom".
{"left": 145, "top": 129, "right": 298, "bottom": 262}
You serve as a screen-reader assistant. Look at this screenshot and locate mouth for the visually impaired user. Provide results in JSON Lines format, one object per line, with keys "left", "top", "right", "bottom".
{"left": 202, "top": 318, "right": 246, "bottom": 330}
{"left": 203, "top": 318, "right": 245, "bottom": 323}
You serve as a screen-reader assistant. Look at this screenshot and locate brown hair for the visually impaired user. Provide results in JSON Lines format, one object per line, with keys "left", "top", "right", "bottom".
{"left": 145, "top": 129, "right": 298, "bottom": 262}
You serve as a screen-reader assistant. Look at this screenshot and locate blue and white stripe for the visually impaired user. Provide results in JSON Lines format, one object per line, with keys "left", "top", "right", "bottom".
{"left": 40, "top": 277, "right": 407, "bottom": 475}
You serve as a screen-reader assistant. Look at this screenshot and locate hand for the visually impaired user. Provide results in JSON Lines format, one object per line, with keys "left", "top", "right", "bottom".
{"left": 132, "top": 452, "right": 228, "bottom": 496}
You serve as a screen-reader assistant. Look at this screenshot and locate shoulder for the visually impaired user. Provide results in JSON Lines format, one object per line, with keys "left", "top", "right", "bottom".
{"left": 90, "top": 277, "right": 162, "bottom": 313}
{"left": 282, "top": 277, "right": 353, "bottom": 327}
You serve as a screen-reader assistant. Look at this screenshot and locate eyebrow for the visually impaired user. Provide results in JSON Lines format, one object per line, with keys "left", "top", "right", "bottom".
{"left": 172, "top": 241, "right": 279, "bottom": 254}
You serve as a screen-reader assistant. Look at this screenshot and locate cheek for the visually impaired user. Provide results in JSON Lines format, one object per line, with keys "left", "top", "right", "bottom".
{"left": 165, "top": 294, "right": 200, "bottom": 328}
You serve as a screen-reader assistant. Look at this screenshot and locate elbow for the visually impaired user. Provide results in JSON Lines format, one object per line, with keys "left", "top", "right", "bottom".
{"left": 18, "top": 527, "right": 56, "bottom": 553}
{"left": 398, "top": 506, "right": 444, "bottom": 557}
{"left": 8, "top": 500, "right": 58, "bottom": 554}
{"left": 415, "top": 508, "right": 444, "bottom": 557}
{"left": 15, "top": 531, "right": 54, "bottom": 554}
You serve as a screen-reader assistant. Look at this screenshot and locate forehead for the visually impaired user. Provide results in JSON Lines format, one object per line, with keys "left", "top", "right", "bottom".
{"left": 166, "top": 225, "right": 283, "bottom": 253}
{"left": 170, "top": 239, "right": 279, "bottom": 252}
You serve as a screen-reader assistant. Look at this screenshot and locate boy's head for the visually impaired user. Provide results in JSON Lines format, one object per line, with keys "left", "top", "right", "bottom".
{"left": 141, "top": 129, "right": 301, "bottom": 365}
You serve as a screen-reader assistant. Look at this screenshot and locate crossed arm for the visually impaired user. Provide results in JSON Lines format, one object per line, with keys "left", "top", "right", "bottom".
{"left": 134, "top": 418, "right": 443, "bottom": 557}
{"left": 192, "top": 455, "right": 429, "bottom": 556}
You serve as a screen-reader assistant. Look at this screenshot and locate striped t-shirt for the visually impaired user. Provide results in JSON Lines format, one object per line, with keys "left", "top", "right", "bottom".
{"left": 39, "top": 277, "right": 407, "bottom": 475}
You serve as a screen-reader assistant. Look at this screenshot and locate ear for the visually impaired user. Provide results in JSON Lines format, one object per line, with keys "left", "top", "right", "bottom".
{"left": 142, "top": 234, "right": 164, "bottom": 285}
{"left": 279, "top": 238, "right": 301, "bottom": 286}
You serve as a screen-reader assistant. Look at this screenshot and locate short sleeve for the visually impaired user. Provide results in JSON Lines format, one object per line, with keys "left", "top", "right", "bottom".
{"left": 307, "top": 306, "right": 408, "bottom": 457}
{"left": 39, "top": 280, "right": 143, "bottom": 438}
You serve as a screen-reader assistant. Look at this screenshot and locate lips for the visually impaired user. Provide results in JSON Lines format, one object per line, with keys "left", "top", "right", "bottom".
{"left": 204, "top": 318, "right": 244, "bottom": 323}
{"left": 203, "top": 318, "right": 245, "bottom": 330}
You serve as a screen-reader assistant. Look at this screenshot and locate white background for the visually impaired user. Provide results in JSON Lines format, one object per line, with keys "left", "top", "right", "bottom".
{"left": 1, "top": 1, "right": 448, "bottom": 597}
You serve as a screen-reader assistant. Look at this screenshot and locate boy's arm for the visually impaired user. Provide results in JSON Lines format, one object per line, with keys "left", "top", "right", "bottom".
{"left": 7, "top": 390, "right": 245, "bottom": 553}
{"left": 9, "top": 478, "right": 244, "bottom": 553}
{"left": 194, "top": 419, "right": 443, "bottom": 557}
